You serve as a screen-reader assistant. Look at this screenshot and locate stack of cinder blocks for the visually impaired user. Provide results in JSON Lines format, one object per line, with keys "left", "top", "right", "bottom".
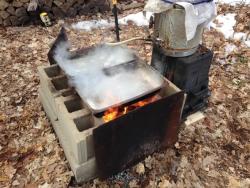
{"left": 38, "top": 64, "right": 98, "bottom": 183}
{"left": 38, "top": 64, "right": 205, "bottom": 183}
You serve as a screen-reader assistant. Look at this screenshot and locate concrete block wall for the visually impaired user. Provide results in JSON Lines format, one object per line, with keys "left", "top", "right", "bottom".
{"left": 38, "top": 64, "right": 98, "bottom": 182}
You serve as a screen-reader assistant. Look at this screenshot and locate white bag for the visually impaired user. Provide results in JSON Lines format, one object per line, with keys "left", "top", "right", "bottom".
{"left": 144, "top": 0, "right": 217, "bottom": 40}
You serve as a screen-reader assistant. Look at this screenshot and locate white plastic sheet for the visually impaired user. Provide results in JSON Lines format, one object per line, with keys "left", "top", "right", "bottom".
{"left": 144, "top": 0, "right": 216, "bottom": 40}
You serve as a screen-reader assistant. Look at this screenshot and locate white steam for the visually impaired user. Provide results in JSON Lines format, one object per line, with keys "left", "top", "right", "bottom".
{"left": 54, "top": 43, "right": 163, "bottom": 112}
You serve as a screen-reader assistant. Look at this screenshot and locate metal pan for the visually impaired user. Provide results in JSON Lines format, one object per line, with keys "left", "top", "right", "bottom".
{"left": 75, "top": 60, "right": 165, "bottom": 114}
{"left": 48, "top": 28, "right": 165, "bottom": 114}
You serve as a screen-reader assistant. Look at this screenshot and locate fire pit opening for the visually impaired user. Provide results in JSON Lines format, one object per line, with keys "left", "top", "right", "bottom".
{"left": 100, "top": 91, "right": 162, "bottom": 123}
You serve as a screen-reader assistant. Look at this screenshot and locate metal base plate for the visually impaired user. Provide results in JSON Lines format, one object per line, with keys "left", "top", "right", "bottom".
{"left": 163, "top": 47, "right": 198, "bottom": 57}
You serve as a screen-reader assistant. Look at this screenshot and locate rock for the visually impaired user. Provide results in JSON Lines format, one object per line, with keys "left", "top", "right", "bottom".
{"left": 135, "top": 162, "right": 145, "bottom": 175}
{"left": 27, "top": 0, "right": 38, "bottom": 12}
{"left": 121, "top": 2, "right": 144, "bottom": 11}
{"left": 52, "top": 6, "right": 65, "bottom": 18}
{"left": 158, "top": 179, "right": 172, "bottom": 188}
{"left": 129, "top": 180, "right": 139, "bottom": 188}
{"left": 12, "top": 1, "right": 23, "bottom": 8}
{"left": 3, "top": 17, "right": 11, "bottom": 26}
{"left": 99, "top": 4, "right": 110, "bottom": 13}
{"left": 78, "top": 6, "right": 91, "bottom": 15}
{"left": 9, "top": 15, "right": 20, "bottom": 25}
{"left": 72, "top": 3, "right": 80, "bottom": 10}
{"left": 0, "top": 1, "right": 9, "bottom": 11}
{"left": 53, "top": 0, "right": 64, "bottom": 9}
{"left": 87, "top": 0, "right": 110, "bottom": 13}
{"left": 62, "top": 0, "right": 77, "bottom": 12}
{"left": 228, "top": 175, "right": 241, "bottom": 188}
{"left": 6, "top": 6, "right": 15, "bottom": 15}
{"left": 0, "top": 17, "right": 2, "bottom": 25}
{"left": 66, "top": 7, "right": 77, "bottom": 17}
{"left": 15, "top": 7, "right": 27, "bottom": 17}
{"left": 145, "top": 156, "right": 153, "bottom": 169}
{"left": 20, "top": 0, "right": 30, "bottom": 3}
{"left": 41, "top": 5, "right": 51, "bottom": 13}
{"left": 44, "top": 0, "right": 53, "bottom": 7}
{"left": 18, "top": 15, "right": 30, "bottom": 25}
{"left": 0, "top": 10, "right": 10, "bottom": 19}
{"left": 76, "top": 0, "right": 84, "bottom": 5}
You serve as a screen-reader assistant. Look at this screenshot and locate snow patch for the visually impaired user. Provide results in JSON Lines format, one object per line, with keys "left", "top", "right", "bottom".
{"left": 72, "top": 19, "right": 113, "bottom": 31}
{"left": 244, "top": 40, "right": 250, "bottom": 47}
{"left": 225, "top": 44, "right": 237, "bottom": 56}
{"left": 216, "top": 0, "right": 250, "bottom": 5}
{"left": 72, "top": 11, "right": 153, "bottom": 31}
{"left": 211, "top": 13, "right": 236, "bottom": 39}
{"left": 119, "top": 12, "right": 153, "bottom": 26}
{"left": 211, "top": 13, "right": 250, "bottom": 47}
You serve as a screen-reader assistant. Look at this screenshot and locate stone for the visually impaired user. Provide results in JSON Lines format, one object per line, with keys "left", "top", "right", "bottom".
{"left": 20, "top": 0, "right": 30, "bottom": 3}
{"left": 15, "top": 7, "right": 27, "bottom": 17}
{"left": 27, "top": 0, "right": 38, "bottom": 11}
{"left": 78, "top": 6, "right": 91, "bottom": 16}
{"left": 0, "top": 1, "right": 9, "bottom": 11}
{"left": 73, "top": 3, "right": 80, "bottom": 10}
{"left": 3, "top": 17, "right": 11, "bottom": 26}
{"left": 135, "top": 163, "right": 145, "bottom": 175}
{"left": 0, "top": 17, "right": 3, "bottom": 25}
{"left": 18, "top": 15, "right": 30, "bottom": 25}
{"left": 44, "top": 0, "right": 53, "bottom": 7}
{"left": 76, "top": 0, "right": 84, "bottom": 5}
{"left": 62, "top": 0, "right": 77, "bottom": 12}
{"left": 0, "top": 10, "right": 10, "bottom": 19}
{"left": 41, "top": 5, "right": 51, "bottom": 13}
{"left": 66, "top": 7, "right": 77, "bottom": 17}
{"left": 9, "top": 15, "right": 20, "bottom": 25}
{"left": 52, "top": 6, "right": 65, "bottom": 18}
{"left": 6, "top": 6, "right": 15, "bottom": 15}
{"left": 12, "top": 1, "right": 23, "bottom": 8}
{"left": 99, "top": 4, "right": 110, "bottom": 12}
{"left": 53, "top": 0, "right": 64, "bottom": 8}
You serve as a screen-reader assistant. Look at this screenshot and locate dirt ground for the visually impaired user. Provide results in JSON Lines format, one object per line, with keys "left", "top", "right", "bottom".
{"left": 0, "top": 3, "right": 249, "bottom": 188}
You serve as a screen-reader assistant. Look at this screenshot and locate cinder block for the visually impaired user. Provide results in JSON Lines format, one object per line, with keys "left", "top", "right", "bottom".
{"left": 38, "top": 65, "right": 75, "bottom": 114}
{"left": 39, "top": 87, "right": 58, "bottom": 122}
{"left": 39, "top": 65, "right": 97, "bottom": 164}
{"left": 55, "top": 95, "right": 95, "bottom": 164}
{"left": 39, "top": 88, "right": 97, "bottom": 183}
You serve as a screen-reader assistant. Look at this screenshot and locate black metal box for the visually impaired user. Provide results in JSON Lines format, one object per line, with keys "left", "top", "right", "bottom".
{"left": 151, "top": 44, "right": 213, "bottom": 117}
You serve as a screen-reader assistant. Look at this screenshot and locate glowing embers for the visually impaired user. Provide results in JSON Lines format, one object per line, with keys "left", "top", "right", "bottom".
{"left": 103, "top": 94, "right": 161, "bottom": 123}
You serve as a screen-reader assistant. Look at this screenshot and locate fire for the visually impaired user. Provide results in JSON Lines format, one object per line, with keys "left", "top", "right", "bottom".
{"left": 103, "top": 95, "right": 161, "bottom": 123}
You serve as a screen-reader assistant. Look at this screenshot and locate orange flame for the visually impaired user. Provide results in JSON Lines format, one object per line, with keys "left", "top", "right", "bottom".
{"left": 103, "top": 95, "right": 161, "bottom": 123}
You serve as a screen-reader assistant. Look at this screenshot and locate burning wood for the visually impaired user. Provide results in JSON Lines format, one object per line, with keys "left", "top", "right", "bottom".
{"left": 103, "top": 94, "right": 161, "bottom": 122}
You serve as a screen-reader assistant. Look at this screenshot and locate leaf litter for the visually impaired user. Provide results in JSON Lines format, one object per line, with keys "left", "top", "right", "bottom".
{"left": 0, "top": 2, "right": 249, "bottom": 188}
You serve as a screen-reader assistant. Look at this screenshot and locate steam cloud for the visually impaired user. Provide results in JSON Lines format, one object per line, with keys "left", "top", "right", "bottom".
{"left": 54, "top": 42, "right": 163, "bottom": 112}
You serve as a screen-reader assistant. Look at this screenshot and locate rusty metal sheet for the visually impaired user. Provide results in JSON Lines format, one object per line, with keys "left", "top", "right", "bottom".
{"left": 93, "top": 91, "right": 185, "bottom": 178}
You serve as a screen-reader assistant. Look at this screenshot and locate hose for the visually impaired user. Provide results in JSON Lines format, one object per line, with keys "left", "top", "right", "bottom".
{"left": 161, "top": 0, "right": 213, "bottom": 5}
{"left": 105, "top": 37, "right": 151, "bottom": 46}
